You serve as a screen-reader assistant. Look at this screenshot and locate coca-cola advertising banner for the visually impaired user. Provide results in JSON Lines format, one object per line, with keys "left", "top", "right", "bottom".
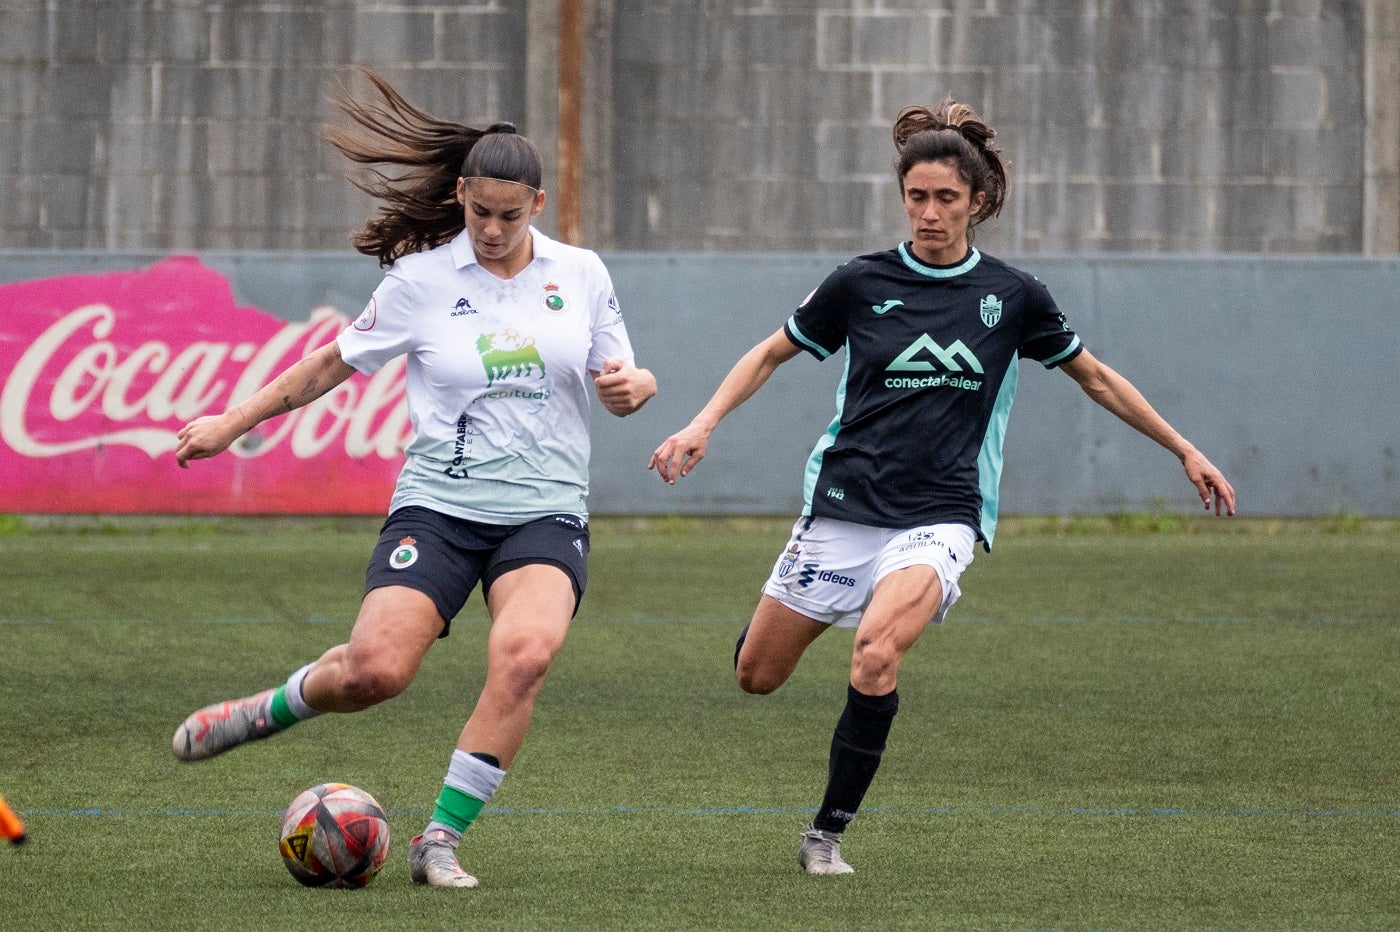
{"left": 0, "top": 256, "right": 408, "bottom": 514}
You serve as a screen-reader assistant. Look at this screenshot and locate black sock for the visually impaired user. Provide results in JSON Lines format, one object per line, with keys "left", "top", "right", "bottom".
{"left": 812, "top": 684, "right": 899, "bottom": 834}
{"left": 733, "top": 623, "right": 750, "bottom": 670}
{"left": 469, "top": 751, "right": 501, "bottom": 769}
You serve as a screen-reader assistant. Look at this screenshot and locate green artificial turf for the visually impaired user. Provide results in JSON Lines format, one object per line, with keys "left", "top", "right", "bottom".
{"left": 1, "top": 516, "right": 1396, "bottom": 930}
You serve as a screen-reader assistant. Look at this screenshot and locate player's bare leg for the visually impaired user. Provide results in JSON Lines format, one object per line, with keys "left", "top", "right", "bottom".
{"left": 801, "top": 566, "right": 943, "bottom": 874}
{"left": 412, "top": 564, "right": 576, "bottom": 888}
{"left": 735, "top": 595, "right": 830, "bottom": 694}
{"left": 173, "top": 587, "right": 442, "bottom": 762}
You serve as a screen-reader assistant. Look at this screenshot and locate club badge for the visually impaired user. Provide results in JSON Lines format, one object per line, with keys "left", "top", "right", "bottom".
{"left": 390, "top": 537, "right": 419, "bottom": 570}
{"left": 543, "top": 282, "right": 568, "bottom": 313}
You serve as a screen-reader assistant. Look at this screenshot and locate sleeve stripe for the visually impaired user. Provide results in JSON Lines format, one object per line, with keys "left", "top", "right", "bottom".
{"left": 1039, "top": 336, "right": 1082, "bottom": 368}
{"left": 785, "top": 317, "right": 832, "bottom": 359}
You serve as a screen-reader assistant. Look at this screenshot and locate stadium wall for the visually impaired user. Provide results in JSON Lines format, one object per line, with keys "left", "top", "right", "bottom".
{"left": 2, "top": 250, "right": 1395, "bottom": 518}
{"left": 2, "top": 0, "right": 1396, "bottom": 256}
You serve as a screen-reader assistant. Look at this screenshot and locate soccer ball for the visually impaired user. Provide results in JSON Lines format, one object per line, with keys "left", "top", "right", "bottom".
{"left": 278, "top": 783, "right": 391, "bottom": 888}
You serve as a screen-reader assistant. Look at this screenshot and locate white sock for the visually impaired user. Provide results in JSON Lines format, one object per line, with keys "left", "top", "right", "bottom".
{"left": 283, "top": 664, "right": 322, "bottom": 720}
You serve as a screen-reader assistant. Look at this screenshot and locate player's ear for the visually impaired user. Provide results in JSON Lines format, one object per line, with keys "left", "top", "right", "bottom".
{"left": 532, "top": 188, "right": 546, "bottom": 217}
{"left": 455, "top": 177, "right": 467, "bottom": 206}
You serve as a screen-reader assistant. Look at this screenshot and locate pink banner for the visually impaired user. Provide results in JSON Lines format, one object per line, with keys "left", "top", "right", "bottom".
{"left": 0, "top": 256, "right": 408, "bottom": 514}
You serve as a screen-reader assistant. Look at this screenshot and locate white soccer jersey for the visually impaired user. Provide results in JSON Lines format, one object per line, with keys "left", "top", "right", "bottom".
{"left": 337, "top": 227, "right": 634, "bottom": 524}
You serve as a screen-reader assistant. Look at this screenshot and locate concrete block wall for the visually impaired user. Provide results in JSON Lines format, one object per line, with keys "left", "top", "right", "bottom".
{"left": 2, "top": 0, "right": 1391, "bottom": 255}
{"left": 1, "top": 0, "right": 528, "bottom": 252}
{"left": 608, "top": 0, "right": 1372, "bottom": 254}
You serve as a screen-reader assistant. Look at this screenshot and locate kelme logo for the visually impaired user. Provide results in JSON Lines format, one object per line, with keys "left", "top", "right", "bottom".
{"left": 390, "top": 537, "right": 419, "bottom": 570}
{"left": 979, "top": 294, "right": 1002, "bottom": 327}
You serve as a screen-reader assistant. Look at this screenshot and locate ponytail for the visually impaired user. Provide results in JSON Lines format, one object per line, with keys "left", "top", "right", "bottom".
{"left": 325, "top": 67, "right": 541, "bottom": 267}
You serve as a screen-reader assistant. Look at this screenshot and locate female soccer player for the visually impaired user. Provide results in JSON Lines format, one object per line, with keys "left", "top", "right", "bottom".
{"left": 171, "top": 68, "right": 656, "bottom": 888}
{"left": 650, "top": 98, "right": 1235, "bottom": 875}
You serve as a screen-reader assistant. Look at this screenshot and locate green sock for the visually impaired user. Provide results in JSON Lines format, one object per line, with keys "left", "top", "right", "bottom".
{"left": 430, "top": 785, "right": 486, "bottom": 834}
{"left": 267, "top": 686, "right": 299, "bottom": 729}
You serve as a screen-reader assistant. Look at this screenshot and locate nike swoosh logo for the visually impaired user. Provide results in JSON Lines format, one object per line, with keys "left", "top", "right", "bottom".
{"left": 873, "top": 300, "right": 904, "bottom": 315}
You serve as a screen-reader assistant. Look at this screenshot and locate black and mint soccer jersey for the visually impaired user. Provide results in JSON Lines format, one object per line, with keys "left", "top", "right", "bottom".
{"left": 784, "top": 243, "right": 1082, "bottom": 548}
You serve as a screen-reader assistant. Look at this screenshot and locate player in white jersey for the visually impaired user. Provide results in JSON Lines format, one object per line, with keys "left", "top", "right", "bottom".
{"left": 652, "top": 98, "right": 1234, "bottom": 875}
{"left": 169, "top": 68, "right": 656, "bottom": 888}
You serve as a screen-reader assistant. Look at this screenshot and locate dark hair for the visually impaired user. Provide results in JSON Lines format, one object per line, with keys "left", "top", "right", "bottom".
{"left": 325, "top": 67, "right": 543, "bottom": 267}
{"left": 892, "top": 98, "right": 1007, "bottom": 230}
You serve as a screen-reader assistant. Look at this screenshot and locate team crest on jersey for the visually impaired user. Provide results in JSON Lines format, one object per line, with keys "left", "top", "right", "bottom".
{"left": 979, "top": 294, "right": 1003, "bottom": 328}
{"left": 543, "top": 282, "right": 568, "bottom": 313}
{"left": 390, "top": 537, "right": 419, "bottom": 570}
{"left": 353, "top": 296, "right": 377, "bottom": 331}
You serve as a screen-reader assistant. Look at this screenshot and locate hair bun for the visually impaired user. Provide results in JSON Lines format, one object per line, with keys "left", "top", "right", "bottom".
{"left": 485, "top": 122, "right": 518, "bottom": 135}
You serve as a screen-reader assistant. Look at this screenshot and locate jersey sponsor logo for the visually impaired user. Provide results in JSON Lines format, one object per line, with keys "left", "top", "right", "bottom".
{"left": 451, "top": 297, "right": 477, "bottom": 317}
{"left": 888, "top": 334, "right": 984, "bottom": 374}
{"left": 443, "top": 411, "right": 475, "bottom": 479}
{"left": 543, "top": 282, "right": 568, "bottom": 313}
{"left": 885, "top": 334, "right": 984, "bottom": 392}
{"left": 872, "top": 299, "right": 904, "bottom": 315}
{"left": 979, "top": 294, "right": 1002, "bottom": 327}
{"left": 476, "top": 330, "right": 547, "bottom": 386}
{"left": 353, "top": 296, "right": 377, "bottom": 331}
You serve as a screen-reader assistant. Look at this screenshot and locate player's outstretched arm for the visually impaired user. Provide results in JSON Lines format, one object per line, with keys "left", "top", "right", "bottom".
{"left": 649, "top": 329, "right": 802, "bottom": 484}
{"left": 175, "top": 341, "right": 358, "bottom": 468}
{"left": 1060, "top": 348, "right": 1236, "bottom": 516}
{"left": 591, "top": 359, "right": 657, "bottom": 417}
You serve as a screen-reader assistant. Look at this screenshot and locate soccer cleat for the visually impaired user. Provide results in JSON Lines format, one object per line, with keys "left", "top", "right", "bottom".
{"left": 798, "top": 823, "right": 855, "bottom": 875}
{"left": 408, "top": 831, "right": 479, "bottom": 888}
{"left": 172, "top": 689, "right": 284, "bottom": 762}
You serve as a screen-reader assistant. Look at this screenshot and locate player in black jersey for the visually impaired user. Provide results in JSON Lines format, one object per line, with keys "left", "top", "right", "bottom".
{"left": 651, "top": 98, "right": 1235, "bottom": 875}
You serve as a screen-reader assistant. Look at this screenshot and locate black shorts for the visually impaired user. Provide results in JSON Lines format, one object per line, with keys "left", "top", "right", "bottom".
{"left": 365, "top": 506, "right": 590, "bottom": 637}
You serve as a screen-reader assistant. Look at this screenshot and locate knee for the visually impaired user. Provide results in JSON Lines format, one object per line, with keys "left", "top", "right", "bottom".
{"left": 850, "top": 634, "right": 899, "bottom": 691}
{"left": 493, "top": 636, "right": 557, "bottom": 699}
{"left": 735, "top": 657, "right": 784, "bottom": 695}
{"left": 338, "top": 659, "right": 413, "bottom": 708}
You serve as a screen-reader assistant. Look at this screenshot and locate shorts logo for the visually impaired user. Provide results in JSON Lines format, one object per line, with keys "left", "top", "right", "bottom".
{"left": 798, "top": 563, "right": 856, "bottom": 588}
{"left": 573, "top": 537, "right": 585, "bottom": 557}
{"left": 777, "top": 543, "right": 801, "bottom": 578}
{"left": 390, "top": 537, "right": 419, "bottom": 570}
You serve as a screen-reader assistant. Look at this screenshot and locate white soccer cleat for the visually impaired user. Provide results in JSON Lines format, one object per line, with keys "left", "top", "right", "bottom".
{"left": 798, "top": 823, "right": 855, "bottom": 875}
{"left": 172, "top": 689, "right": 283, "bottom": 762}
{"left": 408, "top": 831, "right": 480, "bottom": 888}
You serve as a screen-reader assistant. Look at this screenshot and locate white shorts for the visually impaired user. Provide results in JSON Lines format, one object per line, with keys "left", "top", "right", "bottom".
{"left": 761, "top": 516, "right": 977, "bottom": 628}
